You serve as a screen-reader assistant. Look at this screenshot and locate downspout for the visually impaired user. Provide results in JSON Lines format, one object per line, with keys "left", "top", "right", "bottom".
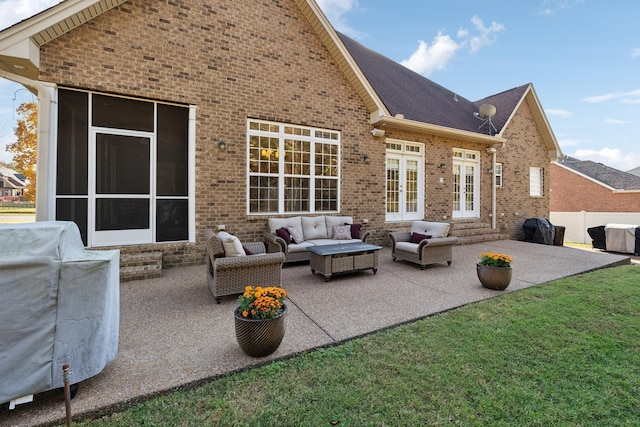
{"left": 486, "top": 147, "right": 497, "bottom": 229}
{"left": 0, "top": 71, "right": 57, "bottom": 221}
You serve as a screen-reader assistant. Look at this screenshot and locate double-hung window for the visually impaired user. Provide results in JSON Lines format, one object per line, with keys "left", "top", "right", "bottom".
{"left": 247, "top": 120, "right": 340, "bottom": 214}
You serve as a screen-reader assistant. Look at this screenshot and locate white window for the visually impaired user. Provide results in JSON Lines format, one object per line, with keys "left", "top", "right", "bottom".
{"left": 247, "top": 120, "right": 340, "bottom": 214}
{"left": 386, "top": 140, "right": 424, "bottom": 222}
{"left": 495, "top": 163, "right": 503, "bottom": 187}
{"left": 529, "top": 167, "right": 544, "bottom": 196}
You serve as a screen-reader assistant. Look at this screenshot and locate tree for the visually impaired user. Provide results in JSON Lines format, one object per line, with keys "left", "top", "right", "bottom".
{"left": 7, "top": 102, "right": 38, "bottom": 203}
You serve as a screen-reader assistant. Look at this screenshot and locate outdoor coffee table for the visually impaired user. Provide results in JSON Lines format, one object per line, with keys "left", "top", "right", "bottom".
{"left": 307, "top": 242, "right": 383, "bottom": 282}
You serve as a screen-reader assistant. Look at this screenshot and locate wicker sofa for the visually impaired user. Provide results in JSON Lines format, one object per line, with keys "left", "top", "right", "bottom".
{"left": 204, "top": 229, "right": 285, "bottom": 303}
{"left": 389, "top": 221, "right": 459, "bottom": 269}
{"left": 263, "top": 215, "right": 371, "bottom": 263}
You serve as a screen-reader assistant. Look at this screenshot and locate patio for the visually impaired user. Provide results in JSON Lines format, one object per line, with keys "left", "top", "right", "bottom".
{"left": 0, "top": 240, "right": 632, "bottom": 427}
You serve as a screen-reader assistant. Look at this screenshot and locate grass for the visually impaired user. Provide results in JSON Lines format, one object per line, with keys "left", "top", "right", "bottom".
{"left": 73, "top": 265, "right": 639, "bottom": 426}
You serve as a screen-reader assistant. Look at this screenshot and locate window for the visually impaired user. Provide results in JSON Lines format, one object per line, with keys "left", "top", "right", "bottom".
{"left": 386, "top": 140, "right": 424, "bottom": 221}
{"left": 495, "top": 163, "right": 503, "bottom": 187}
{"left": 55, "top": 88, "right": 193, "bottom": 246}
{"left": 247, "top": 120, "right": 340, "bottom": 214}
{"left": 529, "top": 167, "right": 544, "bottom": 196}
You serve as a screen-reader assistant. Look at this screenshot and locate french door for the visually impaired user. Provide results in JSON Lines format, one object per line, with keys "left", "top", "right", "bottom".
{"left": 386, "top": 141, "right": 424, "bottom": 222}
{"left": 90, "top": 130, "right": 154, "bottom": 246}
{"left": 452, "top": 149, "right": 480, "bottom": 219}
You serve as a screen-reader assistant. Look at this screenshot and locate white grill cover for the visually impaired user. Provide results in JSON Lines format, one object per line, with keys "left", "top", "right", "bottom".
{"left": 0, "top": 221, "right": 119, "bottom": 404}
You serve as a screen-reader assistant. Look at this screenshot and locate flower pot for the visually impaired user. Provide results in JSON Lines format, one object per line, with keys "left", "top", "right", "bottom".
{"left": 234, "top": 304, "right": 287, "bottom": 357}
{"left": 476, "top": 263, "right": 512, "bottom": 290}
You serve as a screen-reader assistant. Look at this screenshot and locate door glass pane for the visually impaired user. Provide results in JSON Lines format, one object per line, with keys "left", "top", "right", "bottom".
{"left": 405, "top": 160, "right": 418, "bottom": 213}
{"left": 465, "top": 165, "right": 475, "bottom": 210}
{"left": 96, "top": 198, "right": 149, "bottom": 230}
{"left": 452, "top": 164, "right": 461, "bottom": 211}
{"left": 156, "top": 199, "right": 188, "bottom": 241}
{"left": 57, "top": 89, "right": 88, "bottom": 195}
{"left": 157, "top": 104, "right": 189, "bottom": 196}
{"left": 96, "top": 134, "right": 150, "bottom": 194}
{"left": 92, "top": 94, "right": 154, "bottom": 131}
{"left": 386, "top": 158, "right": 399, "bottom": 214}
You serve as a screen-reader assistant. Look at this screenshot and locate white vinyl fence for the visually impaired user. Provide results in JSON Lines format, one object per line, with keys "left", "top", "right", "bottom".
{"left": 550, "top": 211, "right": 640, "bottom": 244}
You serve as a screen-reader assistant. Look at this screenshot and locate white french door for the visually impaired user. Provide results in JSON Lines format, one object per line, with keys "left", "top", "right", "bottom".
{"left": 386, "top": 141, "right": 424, "bottom": 222}
{"left": 89, "top": 129, "right": 155, "bottom": 246}
{"left": 452, "top": 149, "right": 480, "bottom": 219}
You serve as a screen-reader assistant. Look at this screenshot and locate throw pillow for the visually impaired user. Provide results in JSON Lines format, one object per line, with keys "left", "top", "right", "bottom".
{"left": 286, "top": 225, "right": 304, "bottom": 244}
{"left": 222, "top": 234, "right": 246, "bottom": 257}
{"left": 243, "top": 245, "right": 253, "bottom": 255}
{"left": 332, "top": 224, "right": 352, "bottom": 240}
{"left": 409, "top": 232, "right": 431, "bottom": 243}
{"left": 276, "top": 227, "right": 291, "bottom": 244}
{"left": 350, "top": 223, "right": 362, "bottom": 239}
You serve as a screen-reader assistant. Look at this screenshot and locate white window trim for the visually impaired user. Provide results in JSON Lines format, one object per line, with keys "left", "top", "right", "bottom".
{"left": 495, "top": 162, "right": 503, "bottom": 188}
{"left": 529, "top": 166, "right": 544, "bottom": 197}
{"left": 246, "top": 119, "right": 341, "bottom": 215}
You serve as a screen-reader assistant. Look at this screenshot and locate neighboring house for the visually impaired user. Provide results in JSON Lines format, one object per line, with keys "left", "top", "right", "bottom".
{"left": 0, "top": 165, "right": 26, "bottom": 199}
{"left": 550, "top": 156, "right": 640, "bottom": 243}
{"left": 627, "top": 166, "right": 640, "bottom": 177}
{"left": 0, "top": 0, "right": 561, "bottom": 267}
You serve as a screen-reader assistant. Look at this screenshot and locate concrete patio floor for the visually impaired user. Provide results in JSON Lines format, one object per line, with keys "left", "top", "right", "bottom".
{"left": 0, "top": 240, "right": 633, "bottom": 427}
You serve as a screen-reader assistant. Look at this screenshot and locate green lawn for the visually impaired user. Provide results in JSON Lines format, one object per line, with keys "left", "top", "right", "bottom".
{"left": 74, "top": 265, "right": 640, "bottom": 426}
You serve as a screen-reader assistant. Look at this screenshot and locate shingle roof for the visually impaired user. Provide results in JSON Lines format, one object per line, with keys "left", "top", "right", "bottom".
{"left": 338, "top": 32, "right": 529, "bottom": 136}
{"left": 557, "top": 156, "right": 640, "bottom": 190}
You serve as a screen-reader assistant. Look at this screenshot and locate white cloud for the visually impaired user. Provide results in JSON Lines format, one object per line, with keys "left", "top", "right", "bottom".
{"left": 468, "top": 16, "right": 505, "bottom": 53}
{"left": 605, "top": 118, "right": 628, "bottom": 124}
{"left": 546, "top": 109, "right": 572, "bottom": 118}
{"left": 539, "top": 0, "right": 585, "bottom": 16}
{"left": 316, "top": 0, "right": 365, "bottom": 39}
{"left": 584, "top": 89, "right": 640, "bottom": 104}
{"left": 0, "top": 0, "right": 62, "bottom": 31}
{"left": 632, "top": 48, "right": 640, "bottom": 59}
{"left": 573, "top": 147, "right": 640, "bottom": 171}
{"left": 400, "top": 33, "right": 459, "bottom": 76}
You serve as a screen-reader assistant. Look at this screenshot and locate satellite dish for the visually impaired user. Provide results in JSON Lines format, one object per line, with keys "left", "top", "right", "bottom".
{"left": 478, "top": 103, "right": 497, "bottom": 119}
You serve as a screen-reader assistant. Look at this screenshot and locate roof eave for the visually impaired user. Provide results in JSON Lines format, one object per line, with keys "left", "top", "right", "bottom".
{"left": 294, "top": 0, "right": 388, "bottom": 115}
{"left": 372, "top": 113, "right": 507, "bottom": 145}
{"left": 0, "top": 0, "right": 128, "bottom": 79}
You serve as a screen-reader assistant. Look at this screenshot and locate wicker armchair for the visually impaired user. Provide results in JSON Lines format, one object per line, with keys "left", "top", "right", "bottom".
{"left": 204, "top": 229, "right": 285, "bottom": 303}
{"left": 389, "top": 221, "right": 459, "bottom": 270}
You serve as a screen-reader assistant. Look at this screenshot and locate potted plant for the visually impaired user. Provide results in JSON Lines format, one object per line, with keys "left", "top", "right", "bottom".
{"left": 477, "top": 252, "right": 513, "bottom": 290}
{"left": 234, "top": 286, "right": 288, "bottom": 357}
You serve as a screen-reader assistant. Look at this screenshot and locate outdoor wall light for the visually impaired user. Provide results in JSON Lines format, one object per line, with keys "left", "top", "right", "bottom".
{"left": 487, "top": 167, "right": 494, "bottom": 173}
{"left": 363, "top": 154, "right": 371, "bottom": 164}
{"left": 371, "top": 128, "right": 385, "bottom": 138}
{"left": 218, "top": 140, "right": 226, "bottom": 150}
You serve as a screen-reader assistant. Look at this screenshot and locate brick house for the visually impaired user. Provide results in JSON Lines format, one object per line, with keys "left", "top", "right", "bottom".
{"left": 550, "top": 156, "right": 640, "bottom": 243}
{"left": 0, "top": 0, "right": 561, "bottom": 268}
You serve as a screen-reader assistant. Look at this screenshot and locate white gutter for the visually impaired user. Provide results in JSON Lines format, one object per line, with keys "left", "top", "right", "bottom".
{"left": 487, "top": 147, "right": 497, "bottom": 229}
{"left": 0, "top": 71, "right": 56, "bottom": 221}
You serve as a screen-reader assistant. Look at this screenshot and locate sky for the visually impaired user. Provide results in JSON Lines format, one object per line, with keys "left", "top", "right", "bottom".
{"left": 1, "top": 0, "right": 639, "bottom": 171}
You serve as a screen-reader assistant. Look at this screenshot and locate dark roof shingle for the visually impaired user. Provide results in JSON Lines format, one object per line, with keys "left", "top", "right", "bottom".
{"left": 557, "top": 156, "right": 640, "bottom": 190}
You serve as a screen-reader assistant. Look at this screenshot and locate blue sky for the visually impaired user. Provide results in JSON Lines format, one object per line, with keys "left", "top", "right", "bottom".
{"left": 1, "top": 0, "right": 639, "bottom": 170}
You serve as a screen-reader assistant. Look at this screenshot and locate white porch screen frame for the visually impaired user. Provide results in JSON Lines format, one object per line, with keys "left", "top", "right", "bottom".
{"left": 385, "top": 139, "right": 424, "bottom": 222}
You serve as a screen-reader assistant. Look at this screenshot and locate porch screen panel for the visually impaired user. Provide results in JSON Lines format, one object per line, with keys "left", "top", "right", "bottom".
{"left": 92, "top": 94, "right": 153, "bottom": 131}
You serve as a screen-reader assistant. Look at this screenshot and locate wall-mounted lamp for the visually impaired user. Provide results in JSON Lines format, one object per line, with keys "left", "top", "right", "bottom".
{"left": 217, "top": 140, "right": 226, "bottom": 150}
{"left": 514, "top": 169, "right": 520, "bottom": 175}
{"left": 363, "top": 154, "right": 371, "bottom": 164}
{"left": 487, "top": 167, "right": 494, "bottom": 173}
{"left": 371, "top": 128, "right": 386, "bottom": 138}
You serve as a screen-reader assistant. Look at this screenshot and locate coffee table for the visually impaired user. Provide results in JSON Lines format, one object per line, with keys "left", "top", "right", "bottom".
{"left": 307, "top": 242, "right": 383, "bottom": 282}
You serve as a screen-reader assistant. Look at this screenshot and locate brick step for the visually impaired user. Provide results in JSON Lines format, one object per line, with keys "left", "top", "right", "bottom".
{"left": 450, "top": 220, "right": 509, "bottom": 245}
{"left": 452, "top": 221, "right": 492, "bottom": 231}
{"left": 455, "top": 233, "right": 510, "bottom": 245}
{"left": 119, "top": 252, "right": 163, "bottom": 282}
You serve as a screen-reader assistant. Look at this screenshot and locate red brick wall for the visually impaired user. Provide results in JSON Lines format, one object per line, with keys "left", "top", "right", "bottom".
{"left": 36, "top": 0, "right": 554, "bottom": 264}
{"left": 550, "top": 163, "right": 640, "bottom": 212}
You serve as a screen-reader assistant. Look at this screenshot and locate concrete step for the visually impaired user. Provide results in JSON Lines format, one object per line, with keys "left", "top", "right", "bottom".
{"left": 451, "top": 221, "right": 509, "bottom": 245}
{"left": 119, "top": 252, "right": 163, "bottom": 282}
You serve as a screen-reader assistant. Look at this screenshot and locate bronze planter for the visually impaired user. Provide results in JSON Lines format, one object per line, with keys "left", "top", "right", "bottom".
{"left": 234, "top": 304, "right": 287, "bottom": 357}
{"left": 477, "top": 263, "right": 512, "bottom": 291}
